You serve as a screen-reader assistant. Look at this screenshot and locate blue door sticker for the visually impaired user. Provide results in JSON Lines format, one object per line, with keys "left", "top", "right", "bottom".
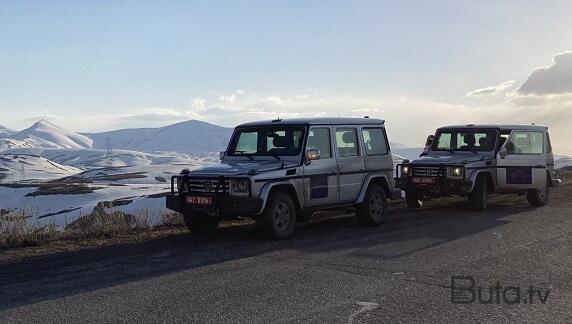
{"left": 310, "top": 175, "right": 328, "bottom": 199}
{"left": 506, "top": 167, "right": 532, "bottom": 184}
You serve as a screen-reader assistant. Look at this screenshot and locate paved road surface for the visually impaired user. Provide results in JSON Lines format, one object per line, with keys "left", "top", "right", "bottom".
{"left": 1, "top": 190, "right": 571, "bottom": 323}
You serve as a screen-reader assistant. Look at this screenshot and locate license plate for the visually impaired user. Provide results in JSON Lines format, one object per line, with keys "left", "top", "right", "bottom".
{"left": 412, "top": 177, "right": 436, "bottom": 185}
{"left": 186, "top": 196, "right": 213, "bottom": 206}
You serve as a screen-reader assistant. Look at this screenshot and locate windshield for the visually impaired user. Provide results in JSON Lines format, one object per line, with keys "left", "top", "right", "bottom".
{"left": 227, "top": 126, "right": 305, "bottom": 157}
{"left": 432, "top": 129, "right": 497, "bottom": 152}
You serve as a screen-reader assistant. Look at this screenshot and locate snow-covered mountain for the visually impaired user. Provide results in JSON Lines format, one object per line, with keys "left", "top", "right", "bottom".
{"left": 0, "top": 125, "right": 15, "bottom": 136}
{"left": 1, "top": 119, "right": 93, "bottom": 150}
{"left": 86, "top": 120, "right": 233, "bottom": 154}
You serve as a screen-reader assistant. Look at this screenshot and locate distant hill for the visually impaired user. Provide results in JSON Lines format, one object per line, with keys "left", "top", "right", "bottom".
{"left": 12, "top": 120, "right": 93, "bottom": 149}
{"left": 0, "top": 125, "right": 15, "bottom": 136}
{"left": 85, "top": 120, "right": 233, "bottom": 154}
{"left": 0, "top": 120, "right": 92, "bottom": 150}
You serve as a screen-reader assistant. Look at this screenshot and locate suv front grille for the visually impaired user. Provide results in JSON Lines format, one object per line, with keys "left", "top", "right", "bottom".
{"left": 412, "top": 166, "right": 445, "bottom": 177}
{"left": 179, "top": 178, "right": 230, "bottom": 193}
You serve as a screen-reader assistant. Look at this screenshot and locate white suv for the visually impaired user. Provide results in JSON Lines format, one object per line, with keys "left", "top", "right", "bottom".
{"left": 166, "top": 117, "right": 399, "bottom": 239}
{"left": 397, "top": 124, "right": 561, "bottom": 210}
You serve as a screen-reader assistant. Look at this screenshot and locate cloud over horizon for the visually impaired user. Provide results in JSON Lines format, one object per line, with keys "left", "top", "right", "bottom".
{"left": 518, "top": 51, "right": 572, "bottom": 95}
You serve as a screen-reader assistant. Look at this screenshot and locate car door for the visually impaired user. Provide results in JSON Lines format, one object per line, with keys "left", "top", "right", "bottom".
{"left": 334, "top": 127, "right": 366, "bottom": 203}
{"left": 360, "top": 126, "right": 394, "bottom": 189}
{"left": 496, "top": 129, "right": 547, "bottom": 190}
{"left": 302, "top": 126, "right": 339, "bottom": 207}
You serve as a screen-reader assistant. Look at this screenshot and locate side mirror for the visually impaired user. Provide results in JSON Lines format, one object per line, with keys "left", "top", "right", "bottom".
{"left": 499, "top": 147, "right": 507, "bottom": 159}
{"left": 305, "top": 149, "right": 320, "bottom": 165}
{"left": 425, "top": 135, "right": 435, "bottom": 147}
{"left": 219, "top": 151, "right": 226, "bottom": 160}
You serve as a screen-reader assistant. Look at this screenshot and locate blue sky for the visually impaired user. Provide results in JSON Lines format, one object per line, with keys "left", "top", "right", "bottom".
{"left": 1, "top": 1, "right": 572, "bottom": 152}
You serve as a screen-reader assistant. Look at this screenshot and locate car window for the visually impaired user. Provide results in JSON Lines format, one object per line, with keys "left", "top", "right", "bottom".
{"left": 229, "top": 126, "right": 305, "bottom": 156}
{"left": 433, "top": 130, "right": 496, "bottom": 151}
{"left": 335, "top": 128, "right": 359, "bottom": 157}
{"left": 506, "top": 131, "right": 544, "bottom": 154}
{"left": 361, "top": 128, "right": 388, "bottom": 155}
{"left": 235, "top": 131, "right": 258, "bottom": 154}
{"left": 307, "top": 128, "right": 331, "bottom": 158}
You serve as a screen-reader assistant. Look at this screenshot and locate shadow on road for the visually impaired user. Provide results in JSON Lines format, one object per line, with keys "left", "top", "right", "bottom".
{"left": 0, "top": 195, "right": 537, "bottom": 310}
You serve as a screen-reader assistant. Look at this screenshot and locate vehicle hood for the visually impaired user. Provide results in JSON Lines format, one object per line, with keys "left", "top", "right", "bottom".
{"left": 410, "top": 153, "right": 492, "bottom": 165}
{"left": 190, "top": 160, "right": 298, "bottom": 176}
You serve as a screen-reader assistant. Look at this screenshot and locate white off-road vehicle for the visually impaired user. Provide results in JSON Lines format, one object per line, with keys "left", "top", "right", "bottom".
{"left": 396, "top": 124, "right": 561, "bottom": 210}
{"left": 166, "top": 117, "right": 399, "bottom": 239}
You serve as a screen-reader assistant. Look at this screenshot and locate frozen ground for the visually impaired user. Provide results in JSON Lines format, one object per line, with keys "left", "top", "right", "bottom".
{"left": 0, "top": 148, "right": 213, "bottom": 228}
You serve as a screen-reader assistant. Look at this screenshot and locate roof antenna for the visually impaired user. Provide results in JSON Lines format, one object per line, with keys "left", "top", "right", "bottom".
{"left": 272, "top": 116, "right": 282, "bottom": 122}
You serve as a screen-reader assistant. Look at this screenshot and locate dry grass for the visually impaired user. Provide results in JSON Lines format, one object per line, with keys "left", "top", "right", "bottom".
{"left": 0, "top": 206, "right": 184, "bottom": 250}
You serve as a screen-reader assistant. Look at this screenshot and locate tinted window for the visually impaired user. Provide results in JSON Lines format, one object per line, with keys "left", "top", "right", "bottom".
{"left": 506, "top": 131, "right": 544, "bottom": 154}
{"left": 307, "top": 128, "right": 331, "bottom": 158}
{"left": 362, "top": 128, "right": 388, "bottom": 155}
{"left": 336, "top": 128, "right": 359, "bottom": 157}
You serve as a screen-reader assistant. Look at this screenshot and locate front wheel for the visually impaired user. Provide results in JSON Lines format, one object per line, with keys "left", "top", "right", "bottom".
{"left": 468, "top": 176, "right": 488, "bottom": 211}
{"left": 527, "top": 176, "right": 550, "bottom": 206}
{"left": 258, "top": 192, "right": 297, "bottom": 239}
{"left": 183, "top": 213, "right": 220, "bottom": 234}
{"left": 357, "top": 184, "right": 387, "bottom": 226}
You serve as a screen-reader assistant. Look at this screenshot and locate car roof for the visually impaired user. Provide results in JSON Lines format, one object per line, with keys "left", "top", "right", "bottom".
{"left": 437, "top": 124, "right": 547, "bottom": 131}
{"left": 237, "top": 117, "right": 385, "bottom": 127}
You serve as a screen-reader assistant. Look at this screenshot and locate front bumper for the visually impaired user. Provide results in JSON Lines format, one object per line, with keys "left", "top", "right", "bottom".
{"left": 166, "top": 194, "right": 263, "bottom": 218}
{"left": 396, "top": 176, "right": 472, "bottom": 196}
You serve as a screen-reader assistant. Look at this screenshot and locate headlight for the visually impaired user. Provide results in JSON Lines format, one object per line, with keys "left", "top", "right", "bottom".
{"left": 447, "top": 166, "right": 465, "bottom": 179}
{"left": 230, "top": 179, "right": 250, "bottom": 195}
{"left": 401, "top": 165, "right": 410, "bottom": 176}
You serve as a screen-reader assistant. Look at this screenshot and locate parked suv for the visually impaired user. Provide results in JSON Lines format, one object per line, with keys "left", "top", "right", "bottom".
{"left": 396, "top": 124, "right": 561, "bottom": 210}
{"left": 166, "top": 117, "right": 399, "bottom": 239}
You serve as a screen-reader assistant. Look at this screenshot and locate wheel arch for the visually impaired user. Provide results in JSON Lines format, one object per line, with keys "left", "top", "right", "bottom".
{"left": 357, "top": 175, "right": 393, "bottom": 203}
{"left": 258, "top": 182, "right": 302, "bottom": 215}
{"left": 470, "top": 171, "right": 495, "bottom": 192}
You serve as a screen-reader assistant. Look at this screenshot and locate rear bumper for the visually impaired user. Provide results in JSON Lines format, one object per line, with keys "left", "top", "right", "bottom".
{"left": 166, "top": 194, "right": 263, "bottom": 218}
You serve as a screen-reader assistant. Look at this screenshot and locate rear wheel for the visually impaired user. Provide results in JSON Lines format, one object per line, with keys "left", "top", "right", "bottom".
{"left": 527, "top": 176, "right": 550, "bottom": 206}
{"left": 468, "top": 176, "right": 488, "bottom": 211}
{"left": 405, "top": 191, "right": 423, "bottom": 208}
{"left": 357, "top": 184, "right": 387, "bottom": 226}
{"left": 183, "top": 213, "right": 219, "bottom": 234}
{"left": 258, "top": 192, "right": 297, "bottom": 239}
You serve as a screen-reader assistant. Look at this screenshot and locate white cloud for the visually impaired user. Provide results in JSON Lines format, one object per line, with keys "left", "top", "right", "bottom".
{"left": 466, "top": 80, "right": 516, "bottom": 97}
{"left": 518, "top": 51, "right": 572, "bottom": 95}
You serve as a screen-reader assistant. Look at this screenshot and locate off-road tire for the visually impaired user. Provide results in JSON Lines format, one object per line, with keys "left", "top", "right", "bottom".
{"left": 183, "top": 213, "right": 220, "bottom": 234}
{"left": 468, "top": 176, "right": 488, "bottom": 211}
{"left": 405, "top": 191, "right": 423, "bottom": 208}
{"left": 357, "top": 184, "right": 387, "bottom": 226}
{"left": 258, "top": 191, "right": 297, "bottom": 239}
{"left": 527, "top": 176, "right": 550, "bottom": 207}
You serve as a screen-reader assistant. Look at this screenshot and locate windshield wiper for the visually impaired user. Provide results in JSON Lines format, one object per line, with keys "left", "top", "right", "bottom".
{"left": 233, "top": 151, "right": 254, "bottom": 160}
{"left": 269, "top": 154, "right": 281, "bottom": 161}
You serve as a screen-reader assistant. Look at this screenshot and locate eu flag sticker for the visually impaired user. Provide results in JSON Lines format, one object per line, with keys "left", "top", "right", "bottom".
{"left": 310, "top": 175, "right": 328, "bottom": 199}
{"left": 506, "top": 167, "right": 532, "bottom": 184}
